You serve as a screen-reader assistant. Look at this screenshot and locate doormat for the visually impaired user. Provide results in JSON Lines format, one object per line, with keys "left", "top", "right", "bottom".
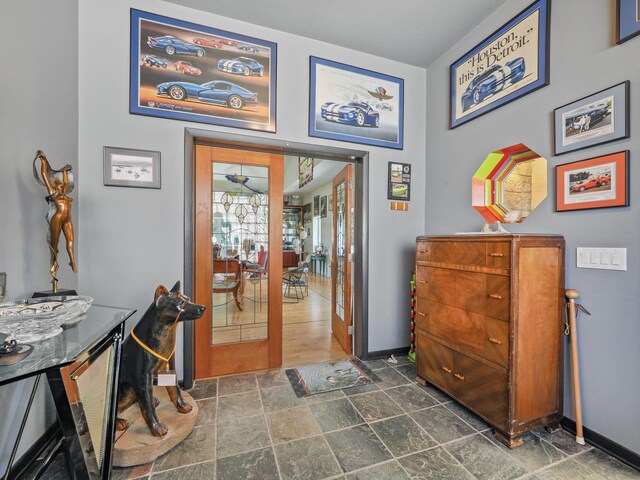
{"left": 285, "top": 358, "right": 381, "bottom": 397}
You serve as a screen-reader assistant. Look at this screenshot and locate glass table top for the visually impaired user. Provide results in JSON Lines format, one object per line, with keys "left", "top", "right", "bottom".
{"left": 0, "top": 305, "right": 135, "bottom": 387}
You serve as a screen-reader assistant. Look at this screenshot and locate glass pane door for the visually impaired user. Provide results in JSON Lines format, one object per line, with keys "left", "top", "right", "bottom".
{"left": 211, "top": 164, "right": 269, "bottom": 345}
{"left": 335, "top": 180, "right": 346, "bottom": 321}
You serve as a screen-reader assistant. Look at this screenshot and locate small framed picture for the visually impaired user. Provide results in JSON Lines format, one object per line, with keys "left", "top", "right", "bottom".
{"left": 103, "top": 146, "right": 161, "bottom": 189}
{"left": 617, "top": 0, "right": 640, "bottom": 44}
{"left": 320, "top": 196, "right": 327, "bottom": 218}
{"left": 556, "top": 151, "right": 629, "bottom": 212}
{"left": 313, "top": 195, "right": 320, "bottom": 216}
{"left": 554, "top": 82, "right": 629, "bottom": 156}
{"left": 328, "top": 194, "right": 333, "bottom": 212}
{"left": 387, "top": 162, "right": 411, "bottom": 201}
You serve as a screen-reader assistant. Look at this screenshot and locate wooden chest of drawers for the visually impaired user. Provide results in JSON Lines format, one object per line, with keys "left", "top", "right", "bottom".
{"left": 415, "top": 234, "right": 565, "bottom": 448}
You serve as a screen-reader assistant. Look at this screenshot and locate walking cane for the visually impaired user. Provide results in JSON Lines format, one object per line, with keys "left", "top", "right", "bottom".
{"left": 565, "top": 289, "right": 590, "bottom": 445}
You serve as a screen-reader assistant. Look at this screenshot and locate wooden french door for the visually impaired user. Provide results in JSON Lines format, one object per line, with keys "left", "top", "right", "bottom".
{"left": 194, "top": 145, "right": 283, "bottom": 378}
{"left": 331, "top": 164, "right": 353, "bottom": 354}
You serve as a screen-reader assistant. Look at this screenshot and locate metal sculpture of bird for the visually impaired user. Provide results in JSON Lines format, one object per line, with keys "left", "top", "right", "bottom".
{"left": 367, "top": 86, "right": 394, "bottom": 101}
{"left": 225, "top": 174, "right": 262, "bottom": 194}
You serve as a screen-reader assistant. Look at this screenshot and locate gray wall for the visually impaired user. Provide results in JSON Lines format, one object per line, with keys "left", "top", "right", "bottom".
{"left": 425, "top": 0, "right": 639, "bottom": 454}
{"left": 0, "top": 0, "right": 79, "bottom": 473}
{"left": 77, "top": 0, "right": 427, "bottom": 362}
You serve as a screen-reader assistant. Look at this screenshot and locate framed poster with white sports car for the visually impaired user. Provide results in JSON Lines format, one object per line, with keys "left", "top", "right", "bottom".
{"left": 309, "top": 57, "right": 404, "bottom": 150}
{"left": 449, "top": 0, "right": 550, "bottom": 129}
{"left": 130, "top": 9, "right": 277, "bottom": 133}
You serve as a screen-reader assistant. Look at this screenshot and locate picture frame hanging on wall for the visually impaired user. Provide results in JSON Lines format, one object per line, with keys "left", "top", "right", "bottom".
{"left": 309, "top": 56, "right": 404, "bottom": 150}
{"left": 387, "top": 162, "right": 411, "bottom": 201}
{"left": 555, "top": 151, "right": 629, "bottom": 212}
{"left": 449, "top": 0, "right": 550, "bottom": 129}
{"left": 553, "top": 82, "right": 629, "bottom": 156}
{"left": 320, "top": 196, "right": 327, "bottom": 218}
{"left": 299, "top": 157, "right": 314, "bottom": 188}
{"left": 617, "top": 0, "right": 640, "bottom": 44}
{"left": 130, "top": 9, "right": 277, "bottom": 133}
{"left": 313, "top": 195, "right": 320, "bottom": 216}
{"left": 103, "top": 146, "right": 161, "bottom": 189}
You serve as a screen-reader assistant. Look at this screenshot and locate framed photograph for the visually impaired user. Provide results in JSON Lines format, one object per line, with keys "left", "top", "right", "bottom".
{"left": 320, "top": 196, "right": 327, "bottom": 218}
{"left": 303, "top": 203, "right": 312, "bottom": 224}
{"left": 556, "top": 151, "right": 629, "bottom": 212}
{"left": 309, "top": 56, "right": 404, "bottom": 150}
{"left": 103, "top": 147, "right": 161, "bottom": 189}
{"left": 387, "top": 162, "right": 411, "bottom": 201}
{"left": 554, "top": 82, "right": 629, "bottom": 156}
{"left": 328, "top": 194, "right": 333, "bottom": 212}
{"left": 313, "top": 195, "right": 320, "bottom": 216}
{"left": 299, "top": 157, "right": 314, "bottom": 188}
{"left": 130, "top": 9, "right": 277, "bottom": 133}
{"left": 450, "top": 0, "right": 550, "bottom": 129}
{"left": 617, "top": 0, "right": 640, "bottom": 44}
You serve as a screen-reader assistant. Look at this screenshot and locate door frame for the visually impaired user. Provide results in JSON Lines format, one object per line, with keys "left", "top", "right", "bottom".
{"left": 182, "top": 128, "right": 370, "bottom": 387}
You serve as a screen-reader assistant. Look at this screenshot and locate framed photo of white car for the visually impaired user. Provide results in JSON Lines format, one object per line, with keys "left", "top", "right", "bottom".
{"left": 103, "top": 147, "right": 161, "bottom": 189}
{"left": 309, "top": 57, "right": 404, "bottom": 150}
{"left": 130, "top": 9, "right": 277, "bottom": 133}
{"left": 449, "top": 0, "right": 550, "bottom": 129}
{"left": 553, "top": 82, "right": 630, "bottom": 156}
{"left": 617, "top": 0, "right": 640, "bottom": 44}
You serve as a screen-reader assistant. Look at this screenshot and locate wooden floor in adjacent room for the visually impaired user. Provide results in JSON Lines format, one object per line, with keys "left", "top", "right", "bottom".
{"left": 282, "top": 273, "right": 351, "bottom": 366}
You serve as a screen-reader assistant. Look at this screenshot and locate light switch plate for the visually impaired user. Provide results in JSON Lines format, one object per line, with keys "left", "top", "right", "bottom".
{"left": 577, "top": 248, "right": 627, "bottom": 271}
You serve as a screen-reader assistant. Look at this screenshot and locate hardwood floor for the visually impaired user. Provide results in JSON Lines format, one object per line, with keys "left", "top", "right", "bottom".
{"left": 282, "top": 273, "right": 351, "bottom": 366}
{"left": 210, "top": 272, "right": 350, "bottom": 366}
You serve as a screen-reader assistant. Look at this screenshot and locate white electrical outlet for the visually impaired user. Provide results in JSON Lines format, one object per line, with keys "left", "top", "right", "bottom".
{"left": 576, "top": 248, "right": 627, "bottom": 271}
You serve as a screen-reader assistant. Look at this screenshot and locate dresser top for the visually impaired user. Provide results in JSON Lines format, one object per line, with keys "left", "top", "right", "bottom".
{"left": 417, "top": 234, "right": 564, "bottom": 241}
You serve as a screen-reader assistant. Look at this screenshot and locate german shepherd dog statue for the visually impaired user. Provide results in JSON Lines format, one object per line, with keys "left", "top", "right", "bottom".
{"left": 116, "top": 281, "right": 205, "bottom": 436}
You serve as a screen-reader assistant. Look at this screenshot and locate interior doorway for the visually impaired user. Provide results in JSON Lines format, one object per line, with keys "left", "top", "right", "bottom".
{"left": 183, "top": 131, "right": 369, "bottom": 386}
{"left": 281, "top": 157, "right": 356, "bottom": 366}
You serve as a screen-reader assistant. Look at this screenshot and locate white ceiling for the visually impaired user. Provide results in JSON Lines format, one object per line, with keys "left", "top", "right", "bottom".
{"left": 164, "top": 0, "right": 509, "bottom": 67}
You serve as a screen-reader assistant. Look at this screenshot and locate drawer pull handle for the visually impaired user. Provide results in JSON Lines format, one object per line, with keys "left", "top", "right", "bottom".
{"left": 489, "top": 252, "right": 504, "bottom": 257}
{"left": 488, "top": 337, "right": 502, "bottom": 345}
{"left": 417, "top": 312, "right": 426, "bottom": 317}
{"left": 441, "top": 366, "right": 452, "bottom": 374}
{"left": 418, "top": 280, "right": 427, "bottom": 284}
{"left": 454, "top": 373, "right": 465, "bottom": 381}
{"left": 419, "top": 249, "right": 429, "bottom": 253}
{"left": 488, "top": 294, "right": 503, "bottom": 300}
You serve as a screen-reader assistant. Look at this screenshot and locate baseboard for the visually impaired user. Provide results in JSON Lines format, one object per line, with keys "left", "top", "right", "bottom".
{"left": 361, "top": 346, "right": 410, "bottom": 361}
{"left": 561, "top": 417, "right": 640, "bottom": 472}
{"left": 11, "top": 423, "right": 61, "bottom": 480}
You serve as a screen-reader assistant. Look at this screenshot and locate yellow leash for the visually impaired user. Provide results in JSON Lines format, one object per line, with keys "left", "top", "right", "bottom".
{"left": 129, "top": 311, "right": 181, "bottom": 363}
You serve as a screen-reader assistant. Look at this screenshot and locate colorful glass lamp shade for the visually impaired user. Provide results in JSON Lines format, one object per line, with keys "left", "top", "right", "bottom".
{"left": 472, "top": 143, "right": 547, "bottom": 224}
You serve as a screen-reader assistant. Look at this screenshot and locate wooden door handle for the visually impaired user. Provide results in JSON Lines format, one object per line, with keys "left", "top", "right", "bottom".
{"left": 488, "top": 337, "right": 502, "bottom": 345}
{"left": 419, "top": 249, "right": 429, "bottom": 253}
{"left": 489, "top": 253, "right": 504, "bottom": 257}
{"left": 454, "top": 373, "right": 465, "bottom": 381}
{"left": 418, "top": 280, "right": 427, "bottom": 284}
{"left": 417, "top": 312, "right": 426, "bottom": 317}
{"left": 488, "top": 294, "right": 503, "bottom": 300}
{"left": 441, "top": 366, "right": 452, "bottom": 374}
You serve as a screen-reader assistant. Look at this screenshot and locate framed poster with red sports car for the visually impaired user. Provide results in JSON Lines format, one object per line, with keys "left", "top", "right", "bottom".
{"left": 130, "top": 9, "right": 276, "bottom": 133}
{"left": 450, "top": 0, "right": 550, "bottom": 129}
{"left": 309, "top": 57, "right": 404, "bottom": 150}
{"left": 555, "top": 151, "right": 629, "bottom": 212}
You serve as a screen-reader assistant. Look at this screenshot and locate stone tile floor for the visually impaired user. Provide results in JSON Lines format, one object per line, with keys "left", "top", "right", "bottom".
{"left": 41, "top": 356, "right": 639, "bottom": 479}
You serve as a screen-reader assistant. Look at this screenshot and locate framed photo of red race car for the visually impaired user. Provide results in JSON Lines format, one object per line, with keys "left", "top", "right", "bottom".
{"left": 555, "top": 151, "right": 629, "bottom": 212}
{"left": 309, "top": 57, "right": 404, "bottom": 150}
{"left": 450, "top": 0, "right": 550, "bottom": 129}
{"left": 130, "top": 9, "right": 277, "bottom": 133}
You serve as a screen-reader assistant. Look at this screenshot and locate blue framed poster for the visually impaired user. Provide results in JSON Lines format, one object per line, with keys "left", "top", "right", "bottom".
{"left": 617, "top": 0, "right": 640, "bottom": 44}
{"left": 450, "top": 0, "right": 550, "bottom": 129}
{"left": 309, "top": 57, "right": 404, "bottom": 150}
{"left": 130, "top": 9, "right": 277, "bottom": 133}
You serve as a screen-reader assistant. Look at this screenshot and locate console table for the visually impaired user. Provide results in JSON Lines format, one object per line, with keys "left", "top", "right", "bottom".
{"left": 310, "top": 255, "right": 327, "bottom": 276}
{"left": 0, "top": 305, "right": 135, "bottom": 480}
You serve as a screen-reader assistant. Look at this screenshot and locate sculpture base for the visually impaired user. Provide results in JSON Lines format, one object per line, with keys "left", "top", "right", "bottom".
{"left": 32, "top": 288, "right": 77, "bottom": 298}
{"left": 113, "top": 387, "right": 198, "bottom": 467}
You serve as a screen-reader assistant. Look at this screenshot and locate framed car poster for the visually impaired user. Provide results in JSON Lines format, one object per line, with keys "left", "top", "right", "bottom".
{"left": 309, "top": 57, "right": 404, "bottom": 150}
{"left": 387, "top": 162, "right": 411, "bottom": 201}
{"left": 617, "top": 0, "right": 640, "bottom": 44}
{"left": 556, "top": 151, "right": 629, "bottom": 212}
{"left": 130, "top": 9, "right": 277, "bottom": 133}
{"left": 553, "top": 82, "right": 629, "bottom": 156}
{"left": 450, "top": 0, "right": 550, "bottom": 129}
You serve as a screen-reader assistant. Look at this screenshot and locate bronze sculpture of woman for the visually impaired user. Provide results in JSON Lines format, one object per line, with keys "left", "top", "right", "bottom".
{"left": 33, "top": 150, "right": 77, "bottom": 292}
